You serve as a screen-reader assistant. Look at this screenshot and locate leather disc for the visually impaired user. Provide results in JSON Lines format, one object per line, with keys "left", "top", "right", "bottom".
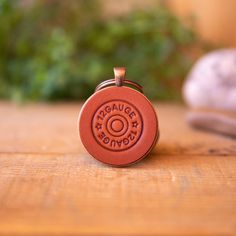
{"left": 78, "top": 86, "right": 159, "bottom": 166}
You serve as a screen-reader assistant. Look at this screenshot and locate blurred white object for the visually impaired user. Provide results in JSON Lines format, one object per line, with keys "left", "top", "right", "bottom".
{"left": 183, "top": 49, "right": 236, "bottom": 137}
{"left": 183, "top": 49, "right": 236, "bottom": 111}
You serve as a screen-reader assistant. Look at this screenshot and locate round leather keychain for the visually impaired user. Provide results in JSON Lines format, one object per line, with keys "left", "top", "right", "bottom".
{"left": 78, "top": 67, "right": 159, "bottom": 166}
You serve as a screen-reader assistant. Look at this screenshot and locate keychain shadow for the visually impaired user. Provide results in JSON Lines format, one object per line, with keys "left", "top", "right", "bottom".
{"left": 134, "top": 141, "right": 202, "bottom": 168}
{"left": 133, "top": 143, "right": 172, "bottom": 168}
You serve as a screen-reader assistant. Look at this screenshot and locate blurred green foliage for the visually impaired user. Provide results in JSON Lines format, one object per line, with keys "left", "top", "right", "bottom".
{"left": 0, "top": 0, "right": 200, "bottom": 101}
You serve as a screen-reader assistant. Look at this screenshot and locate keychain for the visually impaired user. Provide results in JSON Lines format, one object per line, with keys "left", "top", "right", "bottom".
{"left": 78, "top": 67, "right": 159, "bottom": 166}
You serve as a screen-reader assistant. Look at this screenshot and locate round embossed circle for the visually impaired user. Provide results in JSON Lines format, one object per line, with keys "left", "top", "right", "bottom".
{"left": 92, "top": 100, "right": 143, "bottom": 151}
{"left": 78, "top": 86, "right": 159, "bottom": 166}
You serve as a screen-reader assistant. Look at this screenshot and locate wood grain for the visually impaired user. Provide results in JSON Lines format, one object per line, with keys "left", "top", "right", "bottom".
{"left": 0, "top": 102, "right": 235, "bottom": 235}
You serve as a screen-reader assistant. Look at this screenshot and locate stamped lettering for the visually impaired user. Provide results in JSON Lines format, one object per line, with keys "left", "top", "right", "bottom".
{"left": 92, "top": 100, "right": 143, "bottom": 151}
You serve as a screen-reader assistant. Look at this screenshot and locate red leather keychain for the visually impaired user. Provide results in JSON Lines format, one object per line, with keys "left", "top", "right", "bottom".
{"left": 78, "top": 67, "right": 159, "bottom": 166}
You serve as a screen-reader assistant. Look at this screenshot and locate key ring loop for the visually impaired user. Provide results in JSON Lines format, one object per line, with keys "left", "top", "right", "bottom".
{"left": 95, "top": 67, "right": 143, "bottom": 93}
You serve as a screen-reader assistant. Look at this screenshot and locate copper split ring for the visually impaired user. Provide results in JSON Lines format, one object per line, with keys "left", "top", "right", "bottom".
{"left": 95, "top": 67, "right": 143, "bottom": 93}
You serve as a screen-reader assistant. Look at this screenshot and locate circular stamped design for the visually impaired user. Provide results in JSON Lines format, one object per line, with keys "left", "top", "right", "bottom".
{"left": 92, "top": 100, "right": 143, "bottom": 151}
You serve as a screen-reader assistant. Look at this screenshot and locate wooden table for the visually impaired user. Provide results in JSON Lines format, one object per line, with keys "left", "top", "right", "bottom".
{"left": 0, "top": 102, "right": 235, "bottom": 235}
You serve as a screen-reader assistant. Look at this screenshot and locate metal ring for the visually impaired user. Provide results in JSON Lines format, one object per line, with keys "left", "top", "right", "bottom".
{"left": 95, "top": 79, "right": 143, "bottom": 93}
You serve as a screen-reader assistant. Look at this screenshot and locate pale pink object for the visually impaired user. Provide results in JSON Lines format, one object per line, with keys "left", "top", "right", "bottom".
{"left": 183, "top": 49, "right": 236, "bottom": 111}
{"left": 183, "top": 49, "right": 236, "bottom": 137}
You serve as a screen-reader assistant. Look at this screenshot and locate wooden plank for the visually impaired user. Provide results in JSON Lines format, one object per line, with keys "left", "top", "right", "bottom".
{"left": 0, "top": 102, "right": 235, "bottom": 156}
{"left": 0, "top": 102, "right": 235, "bottom": 235}
{"left": 0, "top": 153, "right": 235, "bottom": 235}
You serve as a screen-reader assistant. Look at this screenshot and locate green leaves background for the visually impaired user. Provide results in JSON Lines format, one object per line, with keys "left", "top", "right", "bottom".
{"left": 0, "top": 0, "right": 200, "bottom": 101}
